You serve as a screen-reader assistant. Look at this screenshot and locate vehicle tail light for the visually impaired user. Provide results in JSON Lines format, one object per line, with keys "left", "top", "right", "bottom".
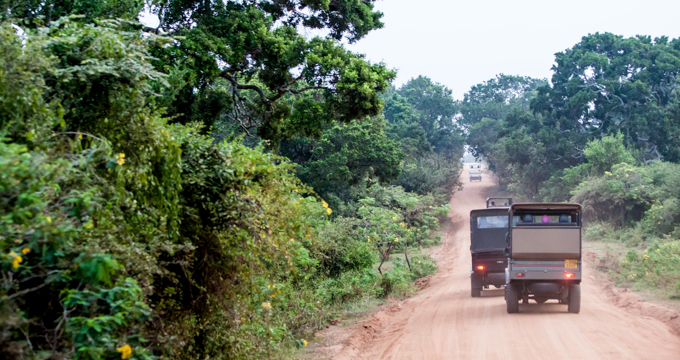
{"left": 476, "top": 265, "right": 485, "bottom": 270}
{"left": 565, "top": 273, "right": 576, "bottom": 278}
{"left": 515, "top": 273, "right": 525, "bottom": 277}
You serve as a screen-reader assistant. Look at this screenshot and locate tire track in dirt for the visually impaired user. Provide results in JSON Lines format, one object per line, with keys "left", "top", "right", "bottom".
{"left": 330, "top": 165, "right": 680, "bottom": 360}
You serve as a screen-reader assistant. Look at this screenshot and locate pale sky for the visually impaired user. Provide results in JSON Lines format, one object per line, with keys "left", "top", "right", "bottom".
{"left": 141, "top": 0, "right": 680, "bottom": 100}
{"left": 346, "top": 0, "right": 680, "bottom": 99}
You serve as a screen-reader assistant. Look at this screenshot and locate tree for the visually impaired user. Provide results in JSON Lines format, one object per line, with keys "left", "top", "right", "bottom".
{"left": 145, "top": 0, "right": 394, "bottom": 146}
{"left": 531, "top": 33, "right": 680, "bottom": 162}
{"left": 395, "top": 76, "right": 463, "bottom": 156}
{"left": 296, "top": 119, "right": 403, "bottom": 210}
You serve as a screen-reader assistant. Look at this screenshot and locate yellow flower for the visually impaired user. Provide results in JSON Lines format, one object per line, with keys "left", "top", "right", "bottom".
{"left": 259, "top": 233, "right": 265, "bottom": 238}
{"left": 394, "top": 238, "right": 399, "bottom": 242}
{"left": 407, "top": 229, "right": 410, "bottom": 232}
{"left": 660, "top": 206, "right": 663, "bottom": 209}
{"left": 321, "top": 201, "right": 328, "bottom": 208}
{"left": 267, "top": 285, "right": 270, "bottom": 289}
{"left": 115, "top": 153, "right": 125, "bottom": 166}
{"left": 116, "top": 344, "right": 132, "bottom": 360}
{"left": 21, "top": 248, "right": 30, "bottom": 255}
{"left": 429, "top": 206, "right": 432, "bottom": 209}
{"left": 261, "top": 302, "right": 271, "bottom": 308}
{"left": 10, "top": 252, "right": 22, "bottom": 269}
{"left": 83, "top": 222, "right": 94, "bottom": 229}
{"left": 78, "top": 134, "right": 83, "bottom": 140}
{"left": 400, "top": 222, "right": 405, "bottom": 227}
{"left": 290, "top": 239, "right": 294, "bottom": 242}
{"left": 303, "top": 340, "right": 308, "bottom": 347}
{"left": 326, "top": 208, "right": 332, "bottom": 215}
{"left": 392, "top": 217, "right": 397, "bottom": 221}
{"left": 46, "top": 216, "right": 52, "bottom": 223}
{"left": 643, "top": 254, "right": 649, "bottom": 260}
{"left": 305, "top": 234, "right": 310, "bottom": 238}
{"left": 433, "top": 220, "right": 437, "bottom": 223}
{"left": 646, "top": 271, "right": 649, "bottom": 275}
{"left": 657, "top": 249, "right": 661, "bottom": 252}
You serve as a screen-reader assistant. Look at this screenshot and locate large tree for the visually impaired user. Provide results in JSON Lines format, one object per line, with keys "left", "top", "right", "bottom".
{"left": 145, "top": 0, "right": 394, "bottom": 146}
{"left": 531, "top": 33, "right": 680, "bottom": 161}
{"left": 4, "top": 0, "right": 395, "bottom": 147}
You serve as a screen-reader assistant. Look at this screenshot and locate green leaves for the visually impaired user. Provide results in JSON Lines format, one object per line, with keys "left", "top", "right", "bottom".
{"left": 145, "top": 0, "right": 393, "bottom": 145}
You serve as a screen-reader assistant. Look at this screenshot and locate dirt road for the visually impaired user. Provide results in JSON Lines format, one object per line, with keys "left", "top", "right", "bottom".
{"left": 334, "top": 165, "right": 680, "bottom": 360}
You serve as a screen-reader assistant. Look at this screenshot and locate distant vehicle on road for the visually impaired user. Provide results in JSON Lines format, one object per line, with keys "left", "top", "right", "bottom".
{"left": 469, "top": 170, "right": 482, "bottom": 182}
{"left": 504, "top": 203, "right": 583, "bottom": 313}
{"left": 469, "top": 199, "right": 513, "bottom": 297}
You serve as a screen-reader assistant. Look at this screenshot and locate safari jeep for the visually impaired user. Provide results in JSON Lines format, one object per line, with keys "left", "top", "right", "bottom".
{"left": 469, "top": 201, "right": 512, "bottom": 297}
{"left": 505, "top": 203, "right": 582, "bottom": 313}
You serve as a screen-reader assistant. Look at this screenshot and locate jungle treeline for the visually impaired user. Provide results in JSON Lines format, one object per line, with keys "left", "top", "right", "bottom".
{"left": 463, "top": 34, "right": 680, "bottom": 300}
{"left": 0, "top": 1, "right": 463, "bottom": 359}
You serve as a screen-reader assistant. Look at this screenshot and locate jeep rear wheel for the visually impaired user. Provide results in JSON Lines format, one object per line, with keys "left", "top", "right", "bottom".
{"left": 568, "top": 283, "right": 581, "bottom": 314}
{"left": 471, "top": 274, "right": 482, "bottom": 297}
{"left": 506, "top": 283, "right": 520, "bottom": 313}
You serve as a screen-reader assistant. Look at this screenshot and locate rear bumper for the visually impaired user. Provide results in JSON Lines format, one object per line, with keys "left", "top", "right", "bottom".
{"left": 507, "top": 260, "right": 582, "bottom": 282}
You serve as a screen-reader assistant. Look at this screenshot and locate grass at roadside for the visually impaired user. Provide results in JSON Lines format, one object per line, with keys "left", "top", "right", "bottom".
{"left": 584, "top": 223, "right": 680, "bottom": 305}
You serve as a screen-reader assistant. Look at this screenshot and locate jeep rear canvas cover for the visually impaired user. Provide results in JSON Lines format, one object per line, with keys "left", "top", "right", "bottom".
{"left": 470, "top": 208, "right": 510, "bottom": 253}
{"left": 509, "top": 203, "right": 583, "bottom": 260}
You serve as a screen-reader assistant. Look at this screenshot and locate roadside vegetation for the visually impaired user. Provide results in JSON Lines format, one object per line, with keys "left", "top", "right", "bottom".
{"left": 462, "top": 34, "right": 680, "bottom": 301}
{"left": 0, "top": 2, "right": 462, "bottom": 359}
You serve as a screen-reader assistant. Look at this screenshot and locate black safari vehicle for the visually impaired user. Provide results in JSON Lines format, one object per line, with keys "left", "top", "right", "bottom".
{"left": 469, "top": 198, "right": 513, "bottom": 297}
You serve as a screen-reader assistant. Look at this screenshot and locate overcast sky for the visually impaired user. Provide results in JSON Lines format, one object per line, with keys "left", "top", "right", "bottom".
{"left": 345, "top": 0, "right": 680, "bottom": 99}
{"left": 140, "top": 0, "right": 680, "bottom": 100}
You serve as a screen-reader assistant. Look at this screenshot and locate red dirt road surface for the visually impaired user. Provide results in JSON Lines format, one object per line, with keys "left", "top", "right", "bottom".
{"left": 331, "top": 165, "right": 680, "bottom": 360}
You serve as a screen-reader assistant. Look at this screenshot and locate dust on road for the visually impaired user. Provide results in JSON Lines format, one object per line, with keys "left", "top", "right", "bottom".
{"left": 332, "top": 165, "right": 680, "bottom": 360}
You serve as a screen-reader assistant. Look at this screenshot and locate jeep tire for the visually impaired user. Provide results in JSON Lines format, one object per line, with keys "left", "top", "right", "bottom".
{"left": 506, "top": 282, "right": 520, "bottom": 313}
{"left": 568, "top": 283, "right": 581, "bottom": 314}
{"left": 471, "top": 274, "right": 482, "bottom": 297}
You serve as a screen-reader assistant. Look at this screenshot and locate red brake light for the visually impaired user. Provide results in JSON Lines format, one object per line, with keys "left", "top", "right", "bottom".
{"left": 476, "top": 265, "right": 485, "bottom": 270}
{"left": 565, "top": 273, "right": 575, "bottom": 278}
{"left": 515, "top": 273, "right": 525, "bottom": 277}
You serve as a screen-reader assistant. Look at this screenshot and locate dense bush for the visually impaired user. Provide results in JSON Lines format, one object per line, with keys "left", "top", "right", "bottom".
{"left": 616, "top": 239, "right": 680, "bottom": 298}
{"left": 0, "top": 18, "right": 449, "bottom": 359}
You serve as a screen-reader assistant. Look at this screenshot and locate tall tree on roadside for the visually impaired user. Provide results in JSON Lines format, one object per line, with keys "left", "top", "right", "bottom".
{"left": 531, "top": 33, "right": 680, "bottom": 161}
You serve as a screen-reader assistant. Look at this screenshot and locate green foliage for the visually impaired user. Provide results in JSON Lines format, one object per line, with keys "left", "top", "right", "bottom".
{"left": 393, "top": 153, "right": 462, "bottom": 201}
{"left": 571, "top": 163, "right": 652, "bottom": 225}
{"left": 532, "top": 33, "right": 680, "bottom": 162}
{"left": 356, "top": 185, "right": 448, "bottom": 249}
{"left": 0, "top": 11, "right": 444, "bottom": 360}
{"left": 295, "top": 119, "right": 404, "bottom": 211}
{"left": 378, "top": 255, "right": 437, "bottom": 299}
{"left": 540, "top": 133, "right": 638, "bottom": 202}
{"left": 383, "top": 77, "right": 465, "bottom": 158}
{"left": 616, "top": 239, "right": 680, "bottom": 298}
{"left": 143, "top": 0, "right": 394, "bottom": 146}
